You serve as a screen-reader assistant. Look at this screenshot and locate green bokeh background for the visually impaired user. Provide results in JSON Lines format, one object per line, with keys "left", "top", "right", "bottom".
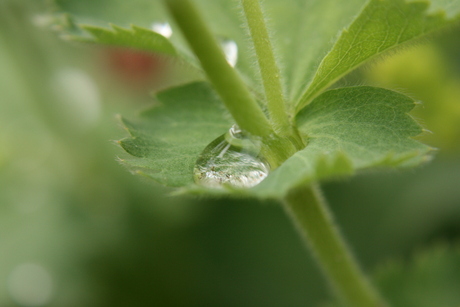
{"left": 1, "top": 1, "right": 460, "bottom": 306}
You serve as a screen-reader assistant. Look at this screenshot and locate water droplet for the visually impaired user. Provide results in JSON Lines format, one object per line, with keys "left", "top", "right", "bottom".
{"left": 221, "top": 39, "right": 238, "bottom": 67}
{"left": 8, "top": 263, "right": 53, "bottom": 307}
{"left": 151, "top": 22, "right": 173, "bottom": 38}
{"left": 194, "top": 125, "right": 269, "bottom": 189}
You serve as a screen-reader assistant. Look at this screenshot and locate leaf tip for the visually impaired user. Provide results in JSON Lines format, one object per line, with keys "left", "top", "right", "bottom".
{"left": 135, "top": 170, "right": 150, "bottom": 178}
{"left": 421, "top": 128, "right": 433, "bottom": 135}
{"left": 116, "top": 156, "right": 126, "bottom": 163}
{"left": 118, "top": 116, "right": 136, "bottom": 136}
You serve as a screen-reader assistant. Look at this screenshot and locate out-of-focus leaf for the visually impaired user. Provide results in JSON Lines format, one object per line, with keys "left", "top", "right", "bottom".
{"left": 51, "top": 0, "right": 257, "bottom": 84}
{"left": 80, "top": 24, "right": 177, "bottom": 55}
{"left": 323, "top": 245, "right": 460, "bottom": 307}
{"left": 52, "top": 0, "right": 460, "bottom": 111}
{"left": 375, "top": 245, "right": 460, "bottom": 307}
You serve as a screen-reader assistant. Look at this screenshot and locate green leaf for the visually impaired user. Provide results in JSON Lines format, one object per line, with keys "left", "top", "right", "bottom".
{"left": 374, "top": 244, "right": 460, "bottom": 307}
{"left": 50, "top": 0, "right": 369, "bottom": 100}
{"left": 268, "top": 0, "right": 368, "bottom": 105}
{"left": 80, "top": 24, "right": 177, "bottom": 55}
{"left": 51, "top": 0, "right": 258, "bottom": 84}
{"left": 52, "top": 0, "right": 460, "bottom": 111}
{"left": 120, "top": 83, "right": 431, "bottom": 198}
{"left": 52, "top": 0, "right": 168, "bottom": 29}
{"left": 118, "top": 82, "right": 232, "bottom": 187}
{"left": 250, "top": 86, "right": 431, "bottom": 198}
{"left": 295, "top": 0, "right": 460, "bottom": 111}
{"left": 52, "top": 0, "right": 443, "bottom": 198}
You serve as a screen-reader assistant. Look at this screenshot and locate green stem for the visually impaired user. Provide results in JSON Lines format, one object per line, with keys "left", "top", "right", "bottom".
{"left": 283, "top": 184, "right": 388, "bottom": 307}
{"left": 241, "top": 0, "right": 291, "bottom": 136}
{"left": 164, "top": 0, "right": 272, "bottom": 137}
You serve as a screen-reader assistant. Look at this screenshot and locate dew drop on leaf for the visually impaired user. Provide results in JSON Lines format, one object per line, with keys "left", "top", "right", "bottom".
{"left": 194, "top": 125, "right": 269, "bottom": 189}
{"left": 220, "top": 39, "right": 238, "bottom": 67}
{"left": 151, "top": 22, "right": 172, "bottom": 38}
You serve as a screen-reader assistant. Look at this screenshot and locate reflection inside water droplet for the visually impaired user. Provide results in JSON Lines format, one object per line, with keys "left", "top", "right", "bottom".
{"left": 151, "top": 22, "right": 173, "bottom": 38}
{"left": 221, "top": 39, "right": 238, "bottom": 67}
{"left": 194, "top": 125, "right": 269, "bottom": 189}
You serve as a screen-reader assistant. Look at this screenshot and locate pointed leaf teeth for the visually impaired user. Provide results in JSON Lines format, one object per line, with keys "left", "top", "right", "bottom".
{"left": 118, "top": 138, "right": 150, "bottom": 158}
{"left": 296, "top": 0, "right": 460, "bottom": 111}
{"left": 246, "top": 86, "right": 433, "bottom": 198}
{"left": 115, "top": 156, "right": 125, "bottom": 163}
{"left": 54, "top": 0, "right": 453, "bottom": 198}
{"left": 118, "top": 82, "right": 232, "bottom": 188}
{"left": 118, "top": 117, "right": 139, "bottom": 138}
{"left": 109, "top": 23, "right": 126, "bottom": 33}
{"left": 122, "top": 85, "right": 433, "bottom": 198}
{"left": 79, "top": 23, "right": 177, "bottom": 55}
{"left": 421, "top": 128, "right": 434, "bottom": 135}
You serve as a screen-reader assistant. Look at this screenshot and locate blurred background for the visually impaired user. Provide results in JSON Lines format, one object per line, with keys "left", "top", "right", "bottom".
{"left": 1, "top": 0, "right": 460, "bottom": 306}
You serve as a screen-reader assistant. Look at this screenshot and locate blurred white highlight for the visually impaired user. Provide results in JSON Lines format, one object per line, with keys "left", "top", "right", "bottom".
{"left": 8, "top": 263, "right": 53, "bottom": 306}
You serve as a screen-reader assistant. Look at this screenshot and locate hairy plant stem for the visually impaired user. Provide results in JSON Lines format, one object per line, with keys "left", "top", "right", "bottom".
{"left": 283, "top": 184, "right": 388, "bottom": 307}
{"left": 164, "top": 0, "right": 272, "bottom": 137}
{"left": 165, "top": 0, "right": 305, "bottom": 168}
{"left": 241, "top": 0, "right": 291, "bottom": 136}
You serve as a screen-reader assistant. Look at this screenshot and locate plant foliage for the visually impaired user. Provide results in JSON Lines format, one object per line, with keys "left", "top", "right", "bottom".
{"left": 51, "top": 0, "right": 460, "bottom": 197}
